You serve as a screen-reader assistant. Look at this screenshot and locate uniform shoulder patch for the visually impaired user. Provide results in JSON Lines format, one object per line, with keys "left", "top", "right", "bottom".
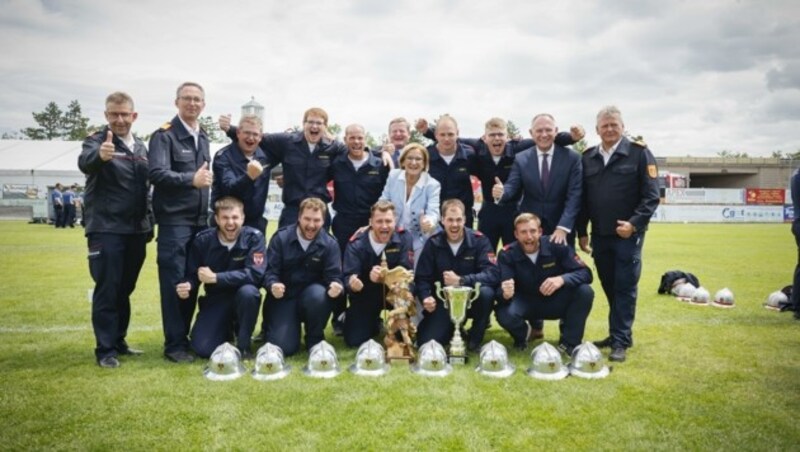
{"left": 160, "top": 122, "right": 172, "bottom": 130}
{"left": 473, "top": 230, "right": 484, "bottom": 237}
{"left": 647, "top": 164, "right": 657, "bottom": 179}
{"left": 631, "top": 138, "right": 647, "bottom": 148}
{"left": 502, "top": 243, "right": 512, "bottom": 251}
{"left": 396, "top": 226, "right": 405, "bottom": 233}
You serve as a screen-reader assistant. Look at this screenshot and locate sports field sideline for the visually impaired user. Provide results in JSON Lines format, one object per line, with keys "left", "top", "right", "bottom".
{"left": 1, "top": 221, "right": 798, "bottom": 450}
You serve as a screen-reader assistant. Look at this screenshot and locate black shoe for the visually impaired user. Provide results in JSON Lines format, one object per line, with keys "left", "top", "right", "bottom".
{"left": 118, "top": 347, "right": 144, "bottom": 356}
{"left": 609, "top": 347, "right": 627, "bottom": 362}
{"left": 98, "top": 356, "right": 120, "bottom": 368}
{"left": 164, "top": 350, "right": 195, "bottom": 363}
{"left": 593, "top": 336, "right": 613, "bottom": 348}
{"left": 513, "top": 341, "right": 527, "bottom": 351}
{"left": 557, "top": 343, "right": 575, "bottom": 357}
{"left": 240, "top": 349, "right": 254, "bottom": 361}
{"left": 467, "top": 341, "right": 481, "bottom": 353}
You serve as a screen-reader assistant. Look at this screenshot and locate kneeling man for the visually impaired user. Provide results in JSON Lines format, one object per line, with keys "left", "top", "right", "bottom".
{"left": 343, "top": 200, "right": 414, "bottom": 347}
{"left": 415, "top": 199, "right": 497, "bottom": 352}
{"left": 176, "top": 197, "right": 266, "bottom": 359}
{"left": 496, "top": 213, "right": 593, "bottom": 354}
{"left": 262, "top": 197, "right": 343, "bottom": 356}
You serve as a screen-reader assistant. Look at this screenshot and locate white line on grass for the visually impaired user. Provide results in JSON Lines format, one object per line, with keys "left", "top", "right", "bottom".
{"left": 0, "top": 325, "right": 161, "bottom": 334}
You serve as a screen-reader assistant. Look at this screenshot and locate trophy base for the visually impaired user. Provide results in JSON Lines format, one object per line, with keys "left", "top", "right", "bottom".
{"left": 386, "top": 343, "right": 415, "bottom": 365}
{"left": 448, "top": 355, "right": 468, "bottom": 365}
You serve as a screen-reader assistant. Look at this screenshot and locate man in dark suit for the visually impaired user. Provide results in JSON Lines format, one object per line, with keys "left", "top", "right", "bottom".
{"left": 492, "top": 113, "right": 582, "bottom": 247}
{"left": 491, "top": 113, "right": 583, "bottom": 339}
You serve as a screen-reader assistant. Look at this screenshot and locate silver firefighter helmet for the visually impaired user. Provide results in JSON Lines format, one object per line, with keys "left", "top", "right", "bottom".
{"left": 674, "top": 283, "right": 697, "bottom": 301}
{"left": 568, "top": 342, "right": 610, "bottom": 379}
{"left": 411, "top": 340, "right": 452, "bottom": 377}
{"left": 526, "top": 342, "right": 569, "bottom": 381}
{"left": 349, "top": 339, "right": 389, "bottom": 376}
{"left": 712, "top": 287, "right": 735, "bottom": 308}
{"left": 303, "top": 340, "right": 342, "bottom": 378}
{"left": 690, "top": 286, "right": 711, "bottom": 306}
{"left": 475, "top": 340, "right": 515, "bottom": 378}
{"left": 203, "top": 342, "right": 247, "bottom": 381}
{"left": 764, "top": 290, "right": 788, "bottom": 311}
{"left": 252, "top": 342, "right": 291, "bottom": 381}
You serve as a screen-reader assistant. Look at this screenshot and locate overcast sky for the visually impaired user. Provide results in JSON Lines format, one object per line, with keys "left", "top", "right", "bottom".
{"left": 1, "top": 0, "right": 798, "bottom": 156}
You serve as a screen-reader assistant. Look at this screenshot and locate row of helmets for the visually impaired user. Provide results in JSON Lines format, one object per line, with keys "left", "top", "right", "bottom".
{"left": 671, "top": 284, "right": 735, "bottom": 308}
{"left": 203, "top": 339, "right": 611, "bottom": 381}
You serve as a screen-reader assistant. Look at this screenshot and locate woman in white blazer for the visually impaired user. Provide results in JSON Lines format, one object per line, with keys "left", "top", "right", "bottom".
{"left": 380, "top": 143, "right": 441, "bottom": 265}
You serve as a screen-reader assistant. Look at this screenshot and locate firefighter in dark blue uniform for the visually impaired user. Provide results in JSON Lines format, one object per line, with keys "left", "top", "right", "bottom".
{"left": 414, "top": 199, "right": 498, "bottom": 351}
{"left": 576, "top": 106, "right": 660, "bottom": 363}
{"left": 262, "top": 198, "right": 343, "bottom": 356}
{"left": 211, "top": 115, "right": 272, "bottom": 233}
{"left": 62, "top": 185, "right": 77, "bottom": 227}
{"left": 342, "top": 201, "right": 413, "bottom": 347}
{"left": 148, "top": 82, "right": 211, "bottom": 363}
{"left": 51, "top": 183, "right": 64, "bottom": 228}
{"left": 220, "top": 109, "right": 392, "bottom": 229}
{"left": 419, "top": 117, "right": 580, "bottom": 250}
{"left": 425, "top": 115, "right": 478, "bottom": 229}
{"left": 495, "top": 213, "right": 593, "bottom": 353}
{"left": 78, "top": 91, "right": 151, "bottom": 368}
{"left": 176, "top": 197, "right": 266, "bottom": 359}
{"left": 329, "top": 124, "right": 390, "bottom": 334}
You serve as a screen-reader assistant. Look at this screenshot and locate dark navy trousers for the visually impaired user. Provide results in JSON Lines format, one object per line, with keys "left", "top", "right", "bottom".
{"left": 156, "top": 225, "right": 203, "bottom": 354}
{"left": 190, "top": 285, "right": 261, "bottom": 358}
{"left": 88, "top": 233, "right": 147, "bottom": 360}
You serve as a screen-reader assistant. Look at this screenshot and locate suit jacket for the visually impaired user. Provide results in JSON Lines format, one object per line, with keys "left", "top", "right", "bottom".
{"left": 380, "top": 169, "right": 441, "bottom": 250}
{"left": 500, "top": 144, "right": 582, "bottom": 235}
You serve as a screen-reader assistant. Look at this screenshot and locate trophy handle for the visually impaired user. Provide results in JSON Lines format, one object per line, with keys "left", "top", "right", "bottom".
{"left": 469, "top": 282, "right": 481, "bottom": 304}
{"left": 434, "top": 281, "right": 446, "bottom": 308}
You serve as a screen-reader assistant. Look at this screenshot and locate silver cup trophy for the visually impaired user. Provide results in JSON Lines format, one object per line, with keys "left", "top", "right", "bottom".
{"left": 435, "top": 281, "right": 481, "bottom": 365}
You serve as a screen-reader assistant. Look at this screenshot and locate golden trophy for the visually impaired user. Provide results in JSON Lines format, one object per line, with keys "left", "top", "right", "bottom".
{"left": 435, "top": 281, "right": 481, "bottom": 365}
{"left": 380, "top": 253, "right": 416, "bottom": 364}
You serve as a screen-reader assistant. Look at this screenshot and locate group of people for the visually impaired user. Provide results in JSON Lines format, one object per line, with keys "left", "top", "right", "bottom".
{"left": 50, "top": 183, "right": 81, "bottom": 228}
{"left": 79, "top": 81, "right": 661, "bottom": 369}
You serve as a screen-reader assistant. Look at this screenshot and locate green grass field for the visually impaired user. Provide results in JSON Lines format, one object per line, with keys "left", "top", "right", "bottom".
{"left": 1, "top": 221, "right": 799, "bottom": 451}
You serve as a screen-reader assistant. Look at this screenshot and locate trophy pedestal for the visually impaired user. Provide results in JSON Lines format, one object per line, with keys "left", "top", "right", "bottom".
{"left": 386, "top": 342, "right": 415, "bottom": 365}
{"left": 448, "top": 355, "right": 468, "bottom": 365}
{"left": 448, "top": 333, "right": 468, "bottom": 365}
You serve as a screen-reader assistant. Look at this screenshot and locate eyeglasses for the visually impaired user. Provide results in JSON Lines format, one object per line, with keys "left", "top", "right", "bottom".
{"left": 405, "top": 156, "right": 423, "bottom": 162}
{"left": 178, "top": 96, "right": 204, "bottom": 103}
{"left": 106, "top": 112, "right": 133, "bottom": 120}
{"left": 305, "top": 120, "right": 325, "bottom": 127}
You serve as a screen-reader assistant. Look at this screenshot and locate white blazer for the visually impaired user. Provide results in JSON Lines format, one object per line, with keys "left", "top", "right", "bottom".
{"left": 380, "top": 169, "right": 441, "bottom": 251}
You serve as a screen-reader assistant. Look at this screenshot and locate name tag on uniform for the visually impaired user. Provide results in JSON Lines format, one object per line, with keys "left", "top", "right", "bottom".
{"left": 542, "top": 262, "right": 556, "bottom": 269}
{"left": 181, "top": 149, "right": 192, "bottom": 154}
{"left": 464, "top": 256, "right": 474, "bottom": 260}
{"left": 232, "top": 256, "right": 245, "bottom": 261}
{"left": 368, "top": 170, "right": 379, "bottom": 175}
{"left": 113, "top": 152, "right": 127, "bottom": 157}
{"left": 317, "top": 155, "right": 329, "bottom": 160}
{"left": 457, "top": 167, "right": 467, "bottom": 172}
{"left": 385, "top": 247, "right": 398, "bottom": 254}
{"left": 311, "top": 257, "right": 321, "bottom": 262}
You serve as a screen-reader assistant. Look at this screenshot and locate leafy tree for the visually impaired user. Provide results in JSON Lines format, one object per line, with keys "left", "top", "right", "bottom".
{"left": 2, "top": 131, "right": 23, "bottom": 140}
{"left": 327, "top": 123, "right": 342, "bottom": 140}
{"left": 507, "top": 120, "right": 521, "bottom": 139}
{"left": 62, "top": 100, "right": 90, "bottom": 140}
{"left": 198, "top": 115, "right": 228, "bottom": 144}
{"left": 64, "top": 102, "right": 85, "bottom": 137}
{"left": 717, "top": 149, "right": 749, "bottom": 158}
{"left": 23, "top": 101, "right": 62, "bottom": 140}
{"left": 21, "top": 100, "right": 92, "bottom": 140}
